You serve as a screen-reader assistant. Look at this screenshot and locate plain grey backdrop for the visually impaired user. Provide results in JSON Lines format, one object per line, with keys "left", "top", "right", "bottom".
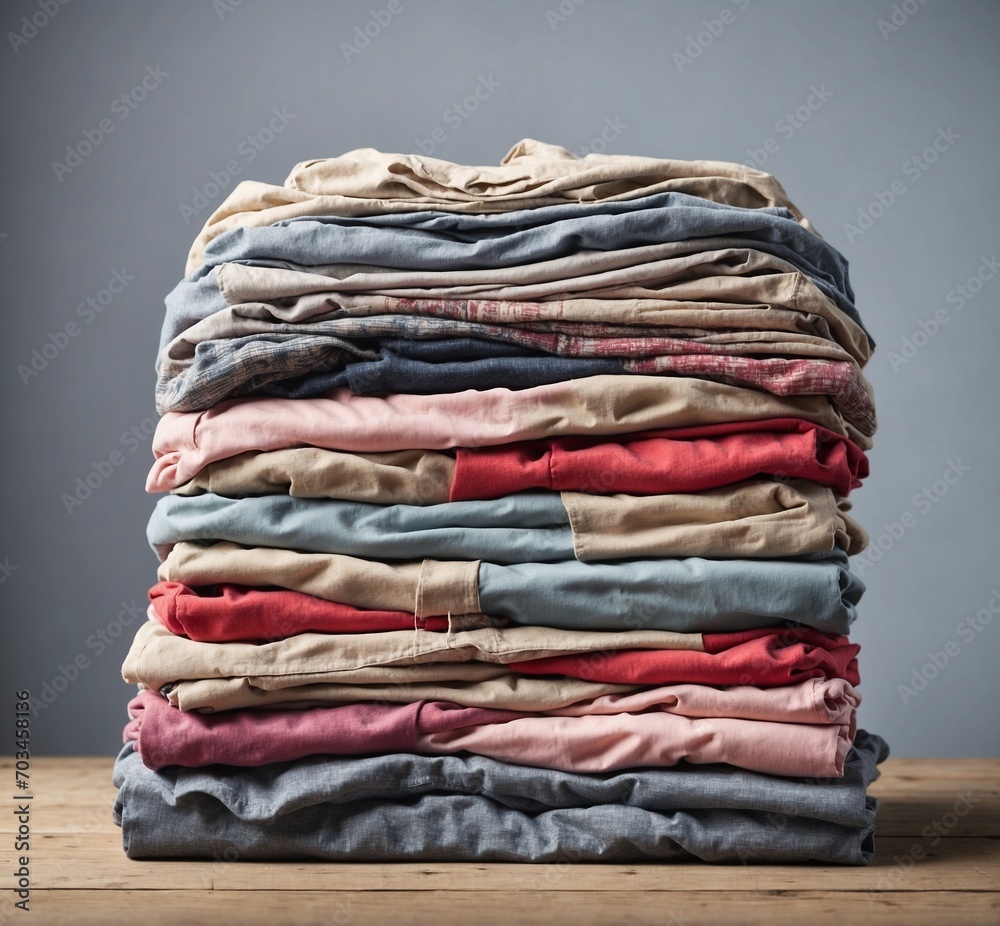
{"left": 1, "top": 0, "right": 997, "bottom": 757}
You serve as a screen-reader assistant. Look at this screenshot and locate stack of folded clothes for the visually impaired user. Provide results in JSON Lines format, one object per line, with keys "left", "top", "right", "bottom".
{"left": 115, "top": 140, "right": 888, "bottom": 864}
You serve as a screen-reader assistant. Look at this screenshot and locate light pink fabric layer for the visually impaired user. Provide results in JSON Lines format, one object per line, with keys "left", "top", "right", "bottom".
{"left": 125, "top": 679, "right": 857, "bottom": 777}
{"left": 419, "top": 711, "right": 852, "bottom": 777}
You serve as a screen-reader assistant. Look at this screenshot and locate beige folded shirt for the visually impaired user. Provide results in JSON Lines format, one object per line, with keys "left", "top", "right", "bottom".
{"left": 158, "top": 543, "right": 482, "bottom": 615}
{"left": 187, "top": 139, "right": 814, "bottom": 273}
{"left": 123, "top": 617, "right": 707, "bottom": 694}
{"left": 173, "top": 447, "right": 457, "bottom": 505}
{"left": 153, "top": 673, "right": 638, "bottom": 714}
{"left": 563, "top": 483, "right": 867, "bottom": 559}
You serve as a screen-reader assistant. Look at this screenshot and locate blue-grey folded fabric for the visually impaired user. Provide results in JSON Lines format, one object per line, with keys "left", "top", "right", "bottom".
{"left": 193, "top": 191, "right": 855, "bottom": 316}
{"left": 111, "top": 730, "right": 886, "bottom": 863}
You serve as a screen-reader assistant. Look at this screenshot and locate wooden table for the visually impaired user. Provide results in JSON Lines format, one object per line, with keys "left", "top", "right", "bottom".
{"left": 1, "top": 757, "right": 997, "bottom": 925}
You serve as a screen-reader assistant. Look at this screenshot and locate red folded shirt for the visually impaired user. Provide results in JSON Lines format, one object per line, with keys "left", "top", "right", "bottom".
{"left": 511, "top": 628, "right": 860, "bottom": 687}
{"left": 148, "top": 581, "right": 457, "bottom": 641}
{"left": 451, "top": 418, "right": 867, "bottom": 500}
{"left": 148, "top": 585, "right": 852, "bottom": 684}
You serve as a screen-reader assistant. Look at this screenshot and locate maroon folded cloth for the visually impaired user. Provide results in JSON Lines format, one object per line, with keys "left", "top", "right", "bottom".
{"left": 124, "top": 689, "right": 523, "bottom": 769}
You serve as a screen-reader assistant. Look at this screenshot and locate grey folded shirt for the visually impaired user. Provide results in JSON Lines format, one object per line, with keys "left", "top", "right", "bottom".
{"left": 111, "top": 730, "right": 887, "bottom": 863}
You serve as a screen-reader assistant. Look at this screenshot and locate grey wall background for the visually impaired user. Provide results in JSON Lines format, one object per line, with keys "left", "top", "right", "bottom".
{"left": 1, "top": 0, "right": 997, "bottom": 757}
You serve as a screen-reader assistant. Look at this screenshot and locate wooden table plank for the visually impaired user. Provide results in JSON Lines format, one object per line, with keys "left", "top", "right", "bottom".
{"left": 1, "top": 836, "right": 997, "bottom": 892}
{"left": 11, "top": 890, "right": 999, "bottom": 926}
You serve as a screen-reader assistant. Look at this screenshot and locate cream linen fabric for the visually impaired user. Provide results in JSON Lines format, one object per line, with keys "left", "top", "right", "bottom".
{"left": 157, "top": 542, "right": 481, "bottom": 615}
{"left": 155, "top": 673, "right": 637, "bottom": 714}
{"left": 123, "top": 617, "right": 707, "bottom": 694}
{"left": 186, "top": 139, "right": 815, "bottom": 273}
{"left": 563, "top": 481, "right": 867, "bottom": 559}
{"left": 173, "top": 447, "right": 457, "bottom": 505}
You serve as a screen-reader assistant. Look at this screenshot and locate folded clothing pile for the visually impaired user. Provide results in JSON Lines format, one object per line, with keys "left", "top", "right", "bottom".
{"left": 116, "top": 139, "right": 887, "bottom": 863}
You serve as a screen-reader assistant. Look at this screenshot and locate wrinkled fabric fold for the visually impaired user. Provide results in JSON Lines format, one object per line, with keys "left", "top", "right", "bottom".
{"left": 148, "top": 480, "right": 866, "bottom": 564}
{"left": 112, "top": 730, "right": 887, "bottom": 863}
{"left": 125, "top": 686, "right": 856, "bottom": 778}
{"left": 158, "top": 329, "right": 874, "bottom": 425}
{"left": 186, "top": 138, "right": 823, "bottom": 273}
{"left": 154, "top": 541, "right": 862, "bottom": 634}
{"left": 168, "top": 242, "right": 860, "bottom": 354}
{"left": 123, "top": 618, "right": 858, "bottom": 695}
{"left": 195, "top": 191, "right": 849, "bottom": 295}
{"left": 162, "top": 282, "right": 872, "bottom": 370}
{"left": 147, "top": 581, "right": 482, "bottom": 641}
{"left": 159, "top": 669, "right": 639, "bottom": 714}
{"left": 148, "top": 375, "right": 872, "bottom": 493}
{"left": 172, "top": 419, "right": 868, "bottom": 502}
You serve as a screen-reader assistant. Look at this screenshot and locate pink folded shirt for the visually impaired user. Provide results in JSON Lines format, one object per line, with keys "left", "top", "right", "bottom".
{"left": 125, "top": 679, "right": 857, "bottom": 778}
